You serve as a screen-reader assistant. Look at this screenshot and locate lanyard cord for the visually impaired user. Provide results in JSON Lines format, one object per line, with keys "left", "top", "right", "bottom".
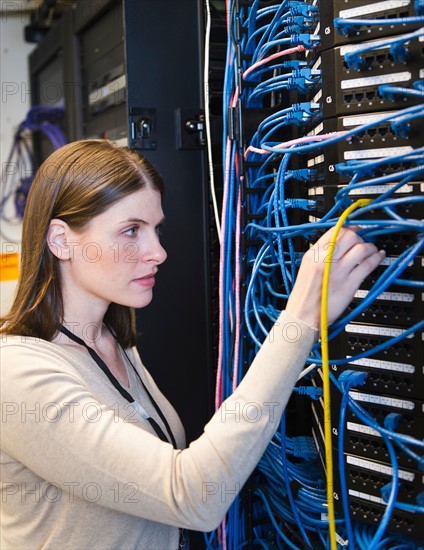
{"left": 59, "top": 325, "right": 177, "bottom": 449}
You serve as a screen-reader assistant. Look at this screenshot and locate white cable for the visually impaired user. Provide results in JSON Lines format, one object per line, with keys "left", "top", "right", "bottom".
{"left": 204, "top": 0, "right": 222, "bottom": 243}
{"left": 297, "top": 363, "right": 317, "bottom": 381}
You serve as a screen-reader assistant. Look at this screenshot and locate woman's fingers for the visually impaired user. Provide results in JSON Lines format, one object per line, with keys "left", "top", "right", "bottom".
{"left": 341, "top": 245, "right": 386, "bottom": 290}
{"left": 307, "top": 227, "right": 363, "bottom": 266}
{"left": 286, "top": 227, "right": 386, "bottom": 329}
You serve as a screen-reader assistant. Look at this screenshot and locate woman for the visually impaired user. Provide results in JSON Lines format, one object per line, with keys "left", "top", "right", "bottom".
{"left": 0, "top": 140, "right": 385, "bottom": 549}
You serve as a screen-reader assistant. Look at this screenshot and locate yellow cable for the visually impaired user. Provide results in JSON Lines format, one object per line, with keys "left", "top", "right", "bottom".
{"left": 321, "top": 199, "right": 372, "bottom": 549}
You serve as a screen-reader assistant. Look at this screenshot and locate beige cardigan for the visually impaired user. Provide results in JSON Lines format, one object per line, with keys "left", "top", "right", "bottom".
{"left": 0, "top": 311, "right": 316, "bottom": 549}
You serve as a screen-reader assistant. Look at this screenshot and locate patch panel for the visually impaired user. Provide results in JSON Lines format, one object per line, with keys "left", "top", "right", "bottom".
{"left": 347, "top": 289, "right": 423, "bottom": 327}
{"left": 345, "top": 494, "right": 422, "bottom": 540}
{"left": 312, "top": 373, "right": 424, "bottom": 441}
{"left": 332, "top": 388, "right": 424, "bottom": 440}
{"left": 374, "top": 233, "right": 424, "bottom": 257}
{"left": 359, "top": 255, "right": 423, "bottom": 291}
{"left": 311, "top": 403, "right": 424, "bottom": 540}
{"left": 333, "top": 353, "right": 423, "bottom": 399}
{"left": 309, "top": 214, "right": 422, "bottom": 258}
{"left": 319, "top": 0, "right": 422, "bottom": 49}
{"left": 306, "top": 114, "right": 422, "bottom": 184}
{"left": 338, "top": 321, "right": 422, "bottom": 365}
{"left": 319, "top": 42, "right": 423, "bottom": 117}
{"left": 341, "top": 454, "right": 421, "bottom": 502}
{"left": 311, "top": 399, "right": 423, "bottom": 471}
{"left": 344, "top": 427, "right": 421, "bottom": 468}
{"left": 338, "top": 35, "right": 423, "bottom": 73}
{"left": 308, "top": 182, "right": 423, "bottom": 221}
{"left": 336, "top": 455, "right": 423, "bottom": 541}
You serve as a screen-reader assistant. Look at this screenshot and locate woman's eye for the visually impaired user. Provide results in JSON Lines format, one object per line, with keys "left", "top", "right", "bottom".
{"left": 123, "top": 226, "right": 138, "bottom": 237}
{"left": 155, "top": 225, "right": 163, "bottom": 237}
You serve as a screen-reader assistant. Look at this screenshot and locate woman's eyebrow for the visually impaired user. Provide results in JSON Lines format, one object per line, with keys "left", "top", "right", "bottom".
{"left": 118, "top": 217, "right": 166, "bottom": 225}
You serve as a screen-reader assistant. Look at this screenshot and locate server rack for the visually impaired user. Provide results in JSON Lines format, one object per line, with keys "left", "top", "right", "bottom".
{"left": 214, "top": 0, "right": 423, "bottom": 547}
{"left": 28, "top": 10, "right": 75, "bottom": 164}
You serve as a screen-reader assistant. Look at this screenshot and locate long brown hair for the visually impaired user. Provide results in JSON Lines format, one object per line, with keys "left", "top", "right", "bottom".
{"left": 0, "top": 139, "right": 164, "bottom": 348}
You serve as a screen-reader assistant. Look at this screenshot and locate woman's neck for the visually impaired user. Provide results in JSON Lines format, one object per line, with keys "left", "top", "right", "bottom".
{"left": 59, "top": 294, "right": 110, "bottom": 348}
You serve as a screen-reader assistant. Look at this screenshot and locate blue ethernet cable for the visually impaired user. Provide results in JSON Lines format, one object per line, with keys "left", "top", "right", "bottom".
{"left": 368, "top": 434, "right": 400, "bottom": 548}
{"left": 306, "top": 319, "right": 424, "bottom": 368}
{"left": 280, "top": 414, "right": 313, "bottom": 548}
{"left": 258, "top": 103, "right": 424, "bottom": 154}
{"left": 331, "top": 238, "right": 424, "bottom": 334}
{"left": 337, "top": 371, "right": 369, "bottom": 550}
{"left": 343, "top": 392, "right": 424, "bottom": 451}
{"left": 250, "top": 1, "right": 291, "bottom": 61}
{"left": 343, "top": 27, "right": 424, "bottom": 69}
{"left": 334, "top": 17, "right": 424, "bottom": 36}
{"left": 379, "top": 85, "right": 424, "bottom": 100}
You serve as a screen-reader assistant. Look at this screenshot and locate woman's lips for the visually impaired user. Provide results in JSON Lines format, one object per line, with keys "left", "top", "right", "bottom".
{"left": 132, "top": 275, "right": 156, "bottom": 287}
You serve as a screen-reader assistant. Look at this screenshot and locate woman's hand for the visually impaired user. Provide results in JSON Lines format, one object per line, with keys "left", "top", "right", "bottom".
{"left": 286, "top": 227, "right": 386, "bottom": 329}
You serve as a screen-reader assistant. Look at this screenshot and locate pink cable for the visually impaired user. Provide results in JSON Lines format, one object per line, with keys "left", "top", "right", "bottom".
{"left": 217, "top": 86, "right": 239, "bottom": 550}
{"left": 217, "top": 8, "right": 232, "bottom": 548}
{"left": 243, "top": 45, "right": 306, "bottom": 79}
{"left": 244, "top": 131, "right": 349, "bottom": 158}
{"left": 216, "top": 135, "right": 231, "bottom": 411}
{"left": 232, "top": 186, "right": 242, "bottom": 393}
{"left": 216, "top": 87, "right": 240, "bottom": 411}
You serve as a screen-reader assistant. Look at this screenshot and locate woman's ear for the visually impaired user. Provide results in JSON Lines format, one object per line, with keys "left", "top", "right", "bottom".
{"left": 47, "top": 219, "right": 73, "bottom": 260}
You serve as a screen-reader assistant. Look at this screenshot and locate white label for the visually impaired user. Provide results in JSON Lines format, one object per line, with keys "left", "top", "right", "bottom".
{"left": 312, "top": 57, "right": 321, "bottom": 71}
{"left": 349, "top": 489, "right": 385, "bottom": 504}
{"left": 312, "top": 89, "right": 322, "bottom": 104}
{"left": 308, "top": 123, "right": 324, "bottom": 136}
{"left": 348, "top": 356, "right": 415, "bottom": 374}
{"left": 307, "top": 154, "right": 324, "bottom": 167}
{"left": 420, "top": 68, "right": 424, "bottom": 78}
{"left": 348, "top": 184, "right": 413, "bottom": 194}
{"left": 339, "top": 0, "right": 410, "bottom": 18}
{"left": 354, "top": 289, "right": 414, "bottom": 302}
{"left": 341, "top": 72, "right": 411, "bottom": 90}
{"left": 349, "top": 391, "right": 415, "bottom": 410}
{"left": 340, "top": 34, "right": 409, "bottom": 56}
{"left": 345, "top": 323, "right": 413, "bottom": 338}
{"left": 342, "top": 112, "right": 396, "bottom": 127}
{"left": 347, "top": 455, "right": 415, "bottom": 481}
{"left": 347, "top": 422, "right": 381, "bottom": 437}
{"left": 381, "top": 256, "right": 413, "bottom": 266}
{"left": 344, "top": 146, "right": 413, "bottom": 159}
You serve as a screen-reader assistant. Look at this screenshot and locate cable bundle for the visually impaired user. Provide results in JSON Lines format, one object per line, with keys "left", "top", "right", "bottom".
{"left": 1, "top": 105, "right": 66, "bottom": 233}
{"left": 207, "top": 0, "right": 423, "bottom": 548}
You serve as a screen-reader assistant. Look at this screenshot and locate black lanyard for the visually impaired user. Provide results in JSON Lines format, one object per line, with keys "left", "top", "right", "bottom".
{"left": 59, "top": 325, "right": 177, "bottom": 449}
